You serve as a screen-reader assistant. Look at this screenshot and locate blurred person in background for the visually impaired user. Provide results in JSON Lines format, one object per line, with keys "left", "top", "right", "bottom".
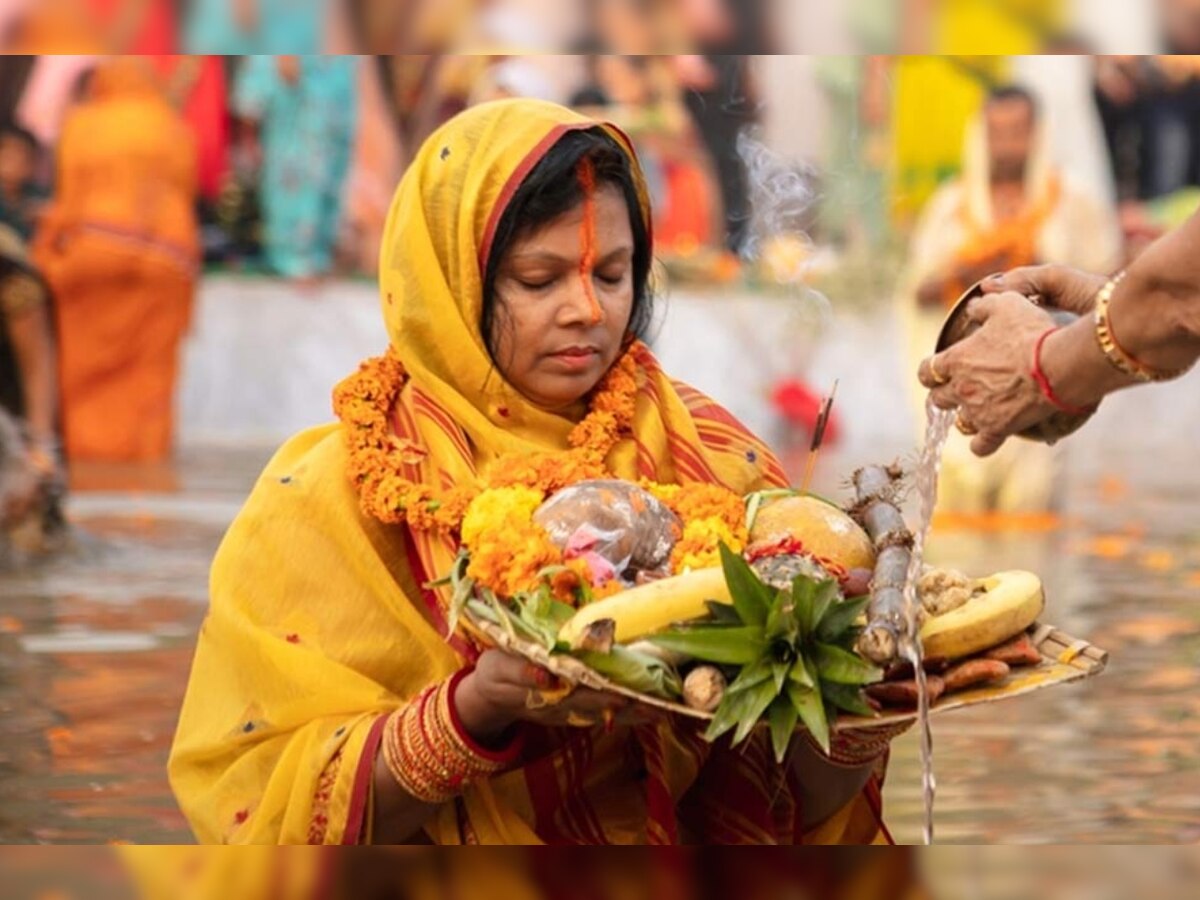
{"left": 570, "top": 52, "right": 721, "bottom": 256}
{"left": 0, "top": 225, "right": 65, "bottom": 562}
{"left": 898, "top": 85, "right": 1120, "bottom": 518}
{"left": 0, "top": 57, "right": 36, "bottom": 124}
{"left": 4, "top": 0, "right": 176, "bottom": 52}
{"left": 32, "top": 58, "right": 199, "bottom": 464}
{"left": 233, "top": 55, "right": 358, "bottom": 284}
{"left": 0, "top": 122, "right": 49, "bottom": 241}
{"left": 184, "top": 0, "right": 325, "bottom": 54}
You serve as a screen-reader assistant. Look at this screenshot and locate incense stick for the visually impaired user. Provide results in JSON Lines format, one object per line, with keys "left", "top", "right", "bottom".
{"left": 800, "top": 380, "right": 838, "bottom": 494}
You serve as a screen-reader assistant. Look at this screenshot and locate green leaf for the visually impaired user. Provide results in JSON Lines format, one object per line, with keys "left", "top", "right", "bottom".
{"left": 725, "top": 657, "right": 774, "bottom": 695}
{"left": 719, "top": 543, "right": 772, "bottom": 627}
{"left": 575, "top": 646, "right": 682, "bottom": 699}
{"left": 732, "top": 678, "right": 780, "bottom": 746}
{"left": 821, "top": 682, "right": 878, "bottom": 718}
{"left": 788, "top": 682, "right": 830, "bottom": 755}
{"left": 704, "top": 683, "right": 765, "bottom": 742}
{"left": 790, "top": 576, "right": 816, "bottom": 639}
{"left": 767, "top": 695, "right": 800, "bottom": 764}
{"left": 807, "top": 579, "right": 840, "bottom": 637}
{"left": 648, "top": 626, "right": 766, "bottom": 666}
{"left": 814, "top": 643, "right": 884, "bottom": 686}
{"left": 771, "top": 658, "right": 792, "bottom": 694}
{"left": 816, "top": 595, "right": 871, "bottom": 644}
{"left": 704, "top": 600, "right": 743, "bottom": 625}
{"left": 787, "top": 658, "right": 815, "bottom": 690}
{"left": 764, "top": 586, "right": 800, "bottom": 642}
{"left": 466, "top": 597, "right": 500, "bottom": 624}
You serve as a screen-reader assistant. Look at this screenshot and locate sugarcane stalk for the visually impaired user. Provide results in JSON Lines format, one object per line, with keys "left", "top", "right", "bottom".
{"left": 850, "top": 464, "right": 913, "bottom": 666}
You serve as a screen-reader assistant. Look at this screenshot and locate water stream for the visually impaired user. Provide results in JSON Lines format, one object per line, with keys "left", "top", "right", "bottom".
{"left": 900, "top": 401, "right": 956, "bottom": 844}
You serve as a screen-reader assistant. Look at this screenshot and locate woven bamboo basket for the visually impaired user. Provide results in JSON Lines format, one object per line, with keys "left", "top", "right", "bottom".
{"left": 460, "top": 613, "right": 1108, "bottom": 732}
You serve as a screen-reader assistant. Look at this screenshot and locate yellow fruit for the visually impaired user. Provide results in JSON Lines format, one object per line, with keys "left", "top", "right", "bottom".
{"left": 749, "top": 495, "right": 875, "bottom": 571}
{"left": 558, "top": 567, "right": 731, "bottom": 648}
{"left": 919, "top": 570, "right": 1045, "bottom": 660}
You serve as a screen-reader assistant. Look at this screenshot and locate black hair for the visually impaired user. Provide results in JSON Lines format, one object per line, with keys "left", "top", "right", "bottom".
{"left": 985, "top": 85, "right": 1039, "bottom": 118}
{"left": 481, "top": 127, "right": 654, "bottom": 361}
{"left": 0, "top": 121, "right": 39, "bottom": 154}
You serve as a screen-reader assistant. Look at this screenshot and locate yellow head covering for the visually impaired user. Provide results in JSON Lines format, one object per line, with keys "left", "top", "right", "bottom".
{"left": 171, "top": 100, "right": 893, "bottom": 847}
{"left": 378, "top": 98, "right": 651, "bottom": 453}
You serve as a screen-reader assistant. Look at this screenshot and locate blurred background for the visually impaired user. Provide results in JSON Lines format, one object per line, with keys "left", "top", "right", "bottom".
{"left": 3, "top": 0, "right": 1200, "bottom": 849}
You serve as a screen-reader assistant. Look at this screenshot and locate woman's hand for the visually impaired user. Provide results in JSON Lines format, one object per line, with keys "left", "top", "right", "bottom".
{"left": 917, "top": 291, "right": 1061, "bottom": 456}
{"left": 454, "top": 649, "right": 652, "bottom": 745}
{"left": 979, "top": 264, "right": 1107, "bottom": 316}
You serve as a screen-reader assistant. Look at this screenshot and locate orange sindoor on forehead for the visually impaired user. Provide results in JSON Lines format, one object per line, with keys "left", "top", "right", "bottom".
{"left": 577, "top": 156, "right": 603, "bottom": 324}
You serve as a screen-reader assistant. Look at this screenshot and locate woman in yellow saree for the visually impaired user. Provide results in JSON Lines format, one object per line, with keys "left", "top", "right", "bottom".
{"left": 169, "top": 99, "right": 898, "bottom": 845}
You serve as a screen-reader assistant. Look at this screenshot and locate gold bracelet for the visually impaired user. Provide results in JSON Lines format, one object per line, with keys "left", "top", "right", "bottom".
{"left": 1094, "top": 271, "right": 1192, "bottom": 382}
{"left": 380, "top": 673, "right": 523, "bottom": 804}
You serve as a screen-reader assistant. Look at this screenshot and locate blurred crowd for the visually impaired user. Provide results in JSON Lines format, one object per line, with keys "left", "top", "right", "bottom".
{"left": 7, "top": 1, "right": 1200, "bottom": 559}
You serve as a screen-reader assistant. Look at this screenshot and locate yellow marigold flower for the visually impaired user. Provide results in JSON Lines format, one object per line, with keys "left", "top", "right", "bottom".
{"left": 461, "top": 486, "right": 546, "bottom": 549}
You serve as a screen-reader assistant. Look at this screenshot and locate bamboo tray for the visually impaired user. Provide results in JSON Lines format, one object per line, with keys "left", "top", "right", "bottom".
{"left": 462, "top": 615, "right": 1108, "bottom": 733}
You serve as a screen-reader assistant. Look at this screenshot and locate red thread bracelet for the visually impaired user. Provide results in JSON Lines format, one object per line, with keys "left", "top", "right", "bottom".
{"left": 1031, "top": 328, "right": 1094, "bottom": 416}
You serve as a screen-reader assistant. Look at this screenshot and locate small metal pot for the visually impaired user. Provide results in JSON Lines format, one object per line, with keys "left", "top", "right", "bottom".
{"left": 935, "top": 281, "right": 1095, "bottom": 445}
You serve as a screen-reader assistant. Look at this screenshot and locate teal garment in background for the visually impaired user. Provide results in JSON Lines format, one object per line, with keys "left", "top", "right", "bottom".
{"left": 233, "top": 56, "right": 358, "bottom": 279}
{"left": 183, "top": 0, "right": 325, "bottom": 54}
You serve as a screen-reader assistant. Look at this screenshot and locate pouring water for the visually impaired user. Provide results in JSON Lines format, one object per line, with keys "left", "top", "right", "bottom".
{"left": 902, "top": 399, "right": 956, "bottom": 844}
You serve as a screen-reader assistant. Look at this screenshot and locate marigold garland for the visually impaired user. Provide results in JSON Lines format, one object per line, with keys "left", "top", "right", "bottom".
{"left": 333, "top": 342, "right": 747, "bottom": 605}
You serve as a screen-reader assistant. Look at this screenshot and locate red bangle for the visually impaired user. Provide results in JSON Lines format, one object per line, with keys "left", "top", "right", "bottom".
{"left": 1030, "top": 328, "right": 1095, "bottom": 417}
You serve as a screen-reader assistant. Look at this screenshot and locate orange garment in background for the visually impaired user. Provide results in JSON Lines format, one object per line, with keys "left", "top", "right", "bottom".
{"left": 149, "top": 56, "right": 230, "bottom": 202}
{"left": 33, "top": 59, "right": 199, "bottom": 463}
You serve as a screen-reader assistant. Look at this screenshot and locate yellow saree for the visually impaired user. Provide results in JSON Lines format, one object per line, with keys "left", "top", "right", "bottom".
{"left": 169, "top": 99, "right": 890, "bottom": 845}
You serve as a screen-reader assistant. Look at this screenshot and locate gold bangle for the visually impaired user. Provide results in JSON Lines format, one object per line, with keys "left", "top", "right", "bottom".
{"left": 380, "top": 676, "right": 518, "bottom": 805}
{"left": 1094, "top": 271, "right": 1191, "bottom": 382}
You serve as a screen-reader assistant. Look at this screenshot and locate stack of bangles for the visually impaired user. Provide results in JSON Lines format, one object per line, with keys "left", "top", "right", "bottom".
{"left": 1093, "top": 271, "right": 1193, "bottom": 382}
{"left": 801, "top": 721, "right": 914, "bottom": 768}
{"left": 381, "top": 668, "right": 523, "bottom": 804}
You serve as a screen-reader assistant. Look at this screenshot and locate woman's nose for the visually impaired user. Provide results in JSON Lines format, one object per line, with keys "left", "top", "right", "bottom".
{"left": 558, "top": 271, "right": 605, "bottom": 326}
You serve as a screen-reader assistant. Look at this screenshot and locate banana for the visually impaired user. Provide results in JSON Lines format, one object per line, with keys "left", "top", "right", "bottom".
{"left": 558, "top": 566, "right": 731, "bottom": 648}
{"left": 919, "top": 570, "right": 1045, "bottom": 660}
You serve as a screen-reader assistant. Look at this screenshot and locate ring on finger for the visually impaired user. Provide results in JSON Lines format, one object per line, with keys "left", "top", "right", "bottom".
{"left": 955, "top": 413, "right": 979, "bottom": 436}
{"left": 929, "top": 357, "right": 949, "bottom": 386}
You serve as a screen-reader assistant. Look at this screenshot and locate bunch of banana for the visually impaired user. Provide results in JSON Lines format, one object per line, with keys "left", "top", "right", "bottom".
{"left": 918, "top": 569, "right": 1045, "bottom": 660}
{"left": 648, "top": 546, "right": 880, "bottom": 762}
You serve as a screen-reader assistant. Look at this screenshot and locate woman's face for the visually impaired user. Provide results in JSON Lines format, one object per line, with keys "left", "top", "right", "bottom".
{"left": 489, "top": 182, "right": 636, "bottom": 412}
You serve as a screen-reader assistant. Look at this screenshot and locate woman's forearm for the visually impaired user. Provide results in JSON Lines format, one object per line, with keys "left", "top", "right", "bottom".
{"left": 1105, "top": 210, "right": 1200, "bottom": 374}
{"left": 369, "top": 750, "right": 441, "bottom": 844}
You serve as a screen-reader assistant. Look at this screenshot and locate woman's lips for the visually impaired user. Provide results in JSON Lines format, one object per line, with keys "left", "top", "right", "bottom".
{"left": 547, "top": 347, "right": 600, "bottom": 371}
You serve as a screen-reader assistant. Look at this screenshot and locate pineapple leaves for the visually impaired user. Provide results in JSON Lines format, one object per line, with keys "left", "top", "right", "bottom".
{"left": 719, "top": 543, "right": 772, "bottom": 627}
{"left": 767, "top": 696, "right": 800, "bottom": 764}
{"left": 821, "top": 681, "right": 878, "bottom": 718}
{"left": 647, "top": 626, "right": 766, "bottom": 666}
{"left": 806, "top": 579, "right": 840, "bottom": 637}
{"left": 788, "top": 682, "right": 830, "bottom": 755}
{"left": 726, "top": 656, "right": 774, "bottom": 695}
{"left": 814, "top": 643, "right": 883, "bottom": 685}
{"left": 733, "top": 679, "right": 780, "bottom": 746}
{"left": 815, "top": 595, "right": 871, "bottom": 644}
{"left": 704, "top": 600, "right": 743, "bottom": 625}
